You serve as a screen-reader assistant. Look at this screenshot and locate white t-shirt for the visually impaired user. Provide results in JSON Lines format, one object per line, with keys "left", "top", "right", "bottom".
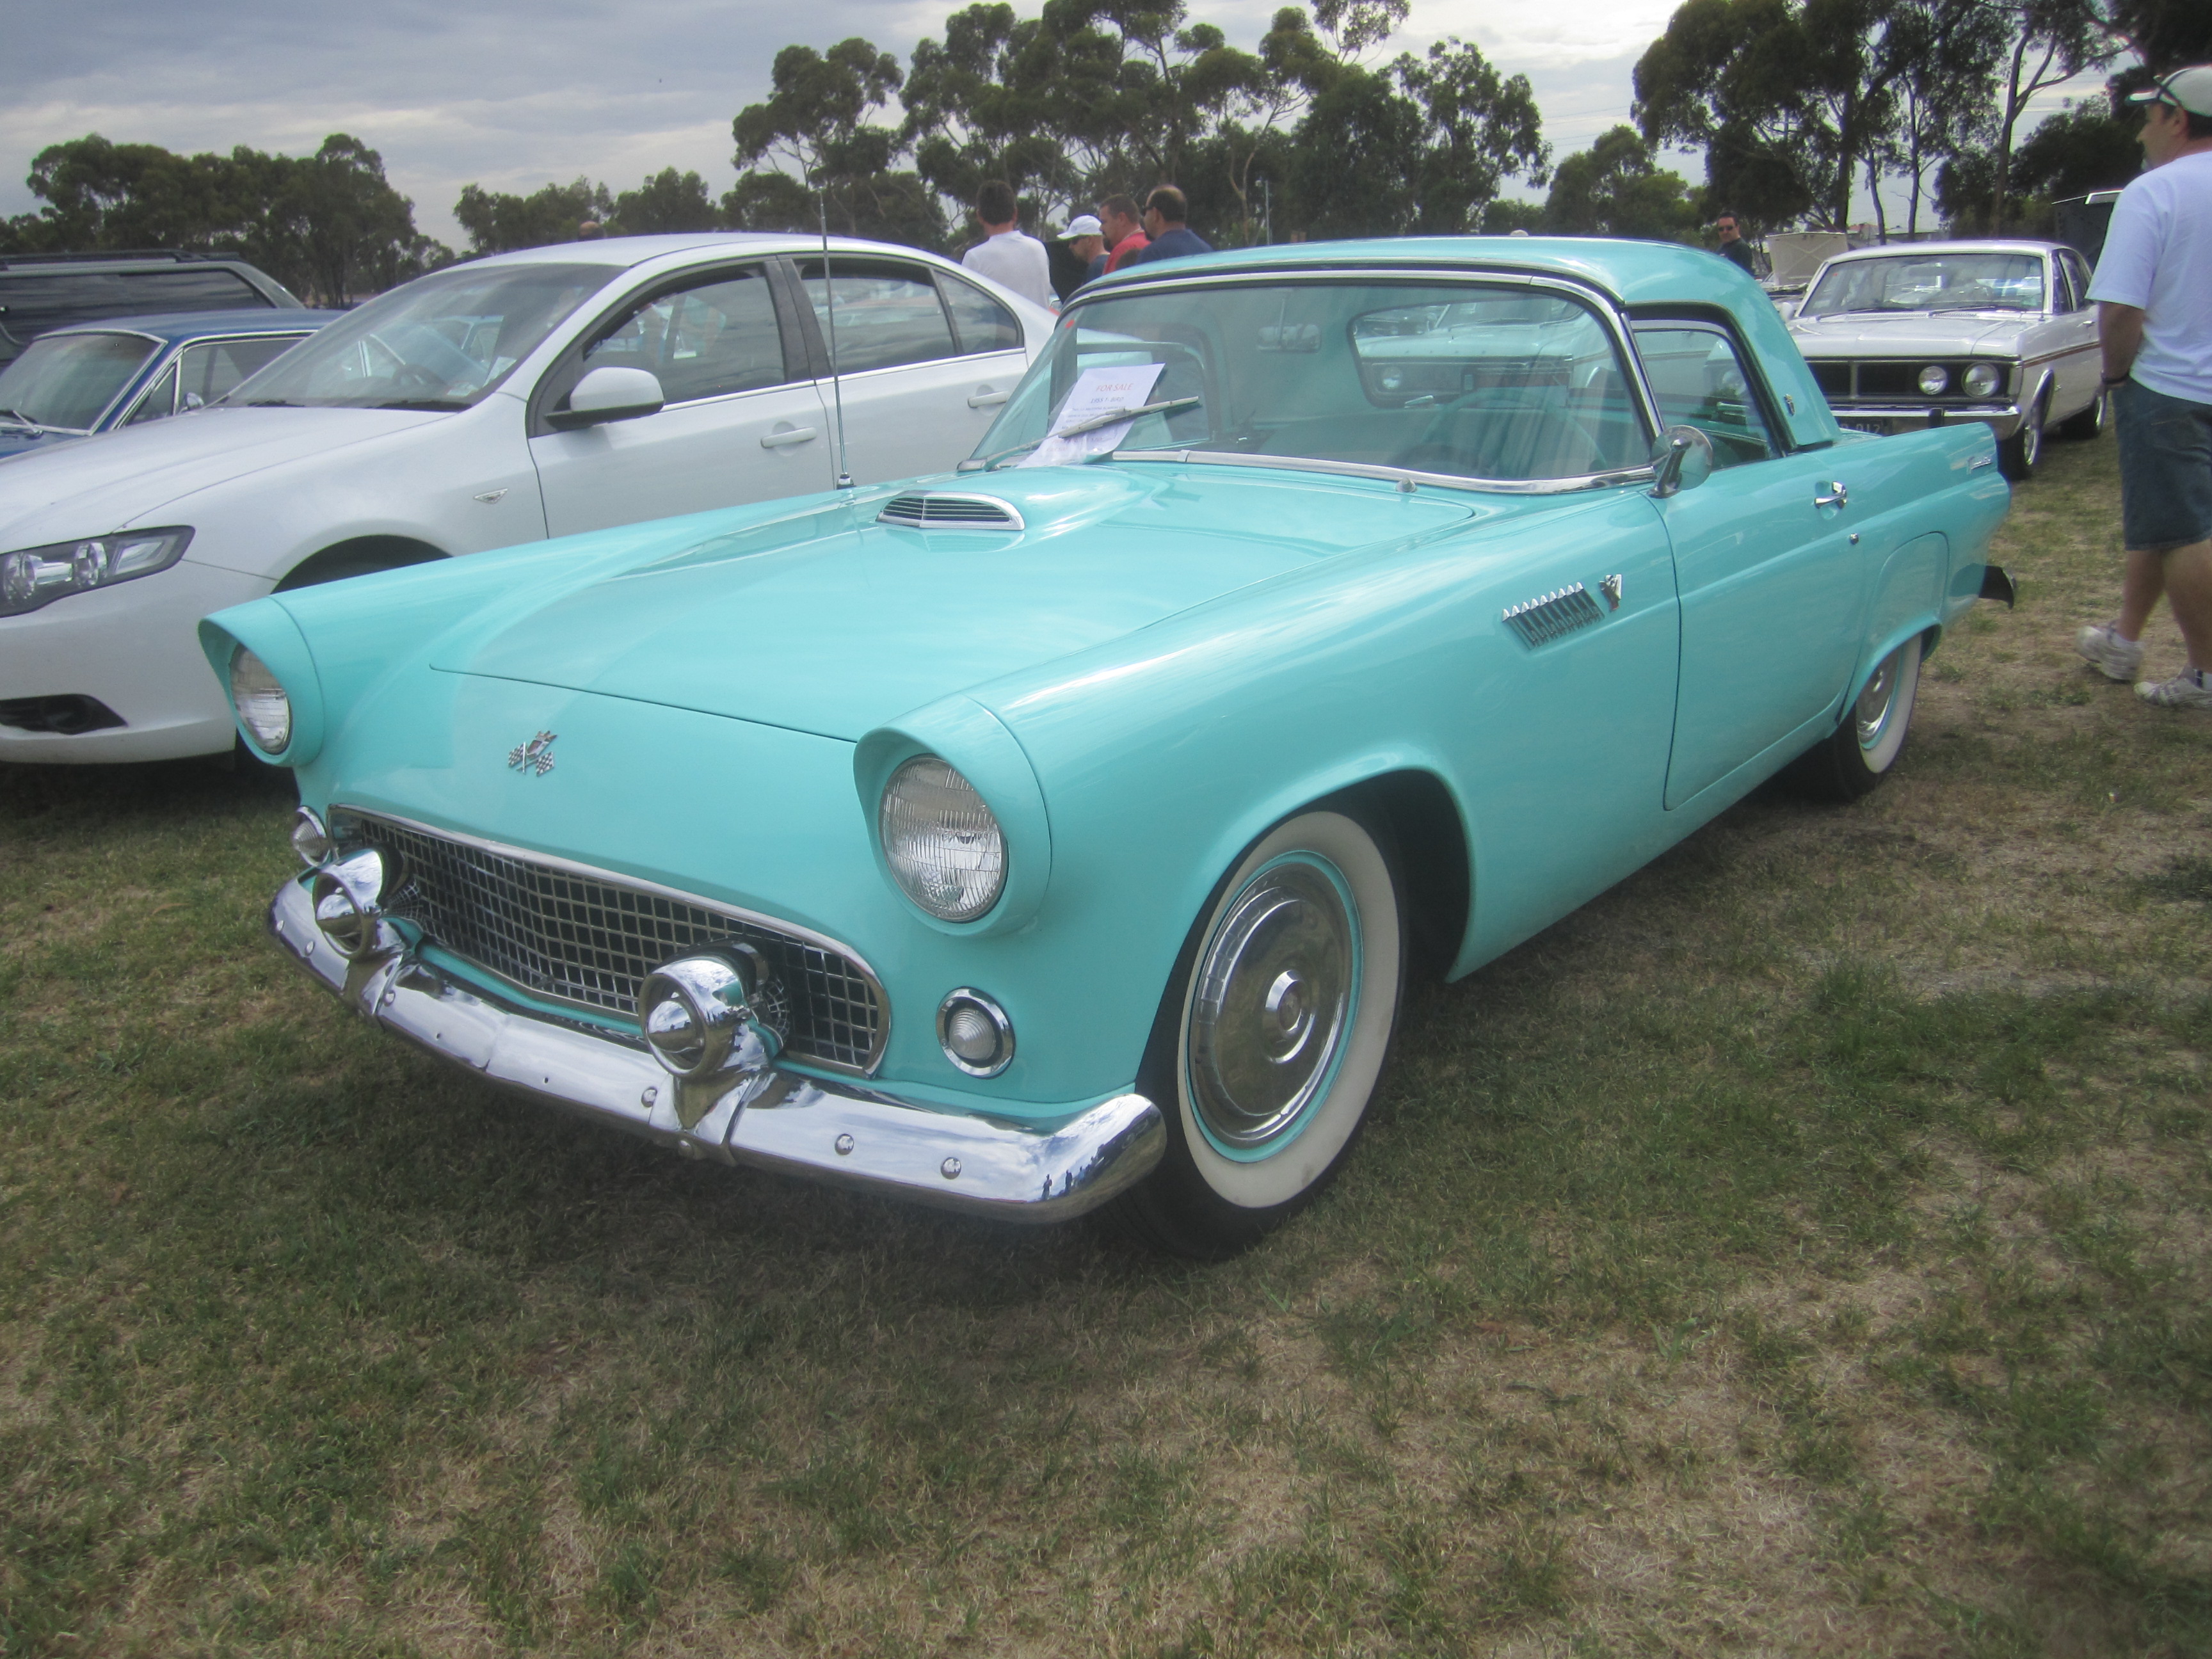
{"left": 961, "top": 230, "right": 1054, "bottom": 310}
{"left": 2088, "top": 148, "right": 2212, "bottom": 405}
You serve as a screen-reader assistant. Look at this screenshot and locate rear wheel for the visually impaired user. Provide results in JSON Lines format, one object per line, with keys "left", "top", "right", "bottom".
{"left": 1112, "top": 806, "right": 1406, "bottom": 1258}
{"left": 1791, "top": 635, "right": 1923, "bottom": 801}
{"left": 2056, "top": 385, "right": 2107, "bottom": 442}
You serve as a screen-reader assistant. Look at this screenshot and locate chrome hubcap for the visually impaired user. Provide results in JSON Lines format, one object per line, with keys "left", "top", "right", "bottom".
{"left": 1856, "top": 652, "right": 1898, "bottom": 749}
{"left": 1189, "top": 859, "right": 1354, "bottom": 1151}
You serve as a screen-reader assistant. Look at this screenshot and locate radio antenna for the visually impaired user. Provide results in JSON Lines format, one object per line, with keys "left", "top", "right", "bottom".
{"left": 819, "top": 191, "right": 854, "bottom": 490}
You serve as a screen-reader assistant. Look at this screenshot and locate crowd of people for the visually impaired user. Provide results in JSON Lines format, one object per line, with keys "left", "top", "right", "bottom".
{"left": 957, "top": 180, "right": 1212, "bottom": 310}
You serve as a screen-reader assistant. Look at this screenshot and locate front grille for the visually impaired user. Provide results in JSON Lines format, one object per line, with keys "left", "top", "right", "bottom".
{"left": 1815, "top": 359, "right": 2005, "bottom": 404}
{"left": 336, "top": 812, "right": 885, "bottom": 1073}
{"left": 1809, "top": 360, "right": 1851, "bottom": 399}
{"left": 877, "top": 492, "right": 1023, "bottom": 530}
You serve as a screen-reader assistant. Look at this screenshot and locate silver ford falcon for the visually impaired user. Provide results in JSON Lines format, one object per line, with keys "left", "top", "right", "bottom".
{"left": 1788, "top": 239, "right": 2104, "bottom": 479}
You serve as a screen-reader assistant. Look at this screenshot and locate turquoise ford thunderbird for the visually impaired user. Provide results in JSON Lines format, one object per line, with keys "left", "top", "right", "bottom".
{"left": 202, "top": 238, "right": 2013, "bottom": 1256}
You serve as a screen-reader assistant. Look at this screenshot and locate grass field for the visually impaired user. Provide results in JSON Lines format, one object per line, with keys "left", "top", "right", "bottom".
{"left": 2, "top": 430, "right": 2207, "bottom": 1657}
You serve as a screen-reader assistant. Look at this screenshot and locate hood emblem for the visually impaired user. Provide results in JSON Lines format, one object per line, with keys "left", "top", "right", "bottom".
{"left": 508, "top": 731, "right": 557, "bottom": 776}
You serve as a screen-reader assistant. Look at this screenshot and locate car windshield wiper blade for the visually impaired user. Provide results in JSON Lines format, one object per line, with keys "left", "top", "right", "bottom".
{"left": 246, "top": 398, "right": 302, "bottom": 406}
{"left": 1053, "top": 395, "right": 1203, "bottom": 438}
{"left": 374, "top": 397, "right": 469, "bottom": 410}
{"left": 0, "top": 406, "right": 41, "bottom": 432}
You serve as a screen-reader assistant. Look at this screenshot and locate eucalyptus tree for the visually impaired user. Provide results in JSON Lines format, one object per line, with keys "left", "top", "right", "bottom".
{"left": 729, "top": 38, "right": 943, "bottom": 245}
{"left": 1977, "top": 0, "right": 2118, "bottom": 232}
{"left": 1880, "top": 0, "right": 2008, "bottom": 233}
{"left": 454, "top": 179, "right": 613, "bottom": 254}
{"left": 609, "top": 169, "right": 722, "bottom": 236}
{"left": 1632, "top": 0, "right": 1830, "bottom": 227}
{"left": 1544, "top": 125, "right": 1703, "bottom": 238}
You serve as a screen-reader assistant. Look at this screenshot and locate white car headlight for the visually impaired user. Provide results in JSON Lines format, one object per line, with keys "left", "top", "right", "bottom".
{"left": 879, "top": 755, "right": 1006, "bottom": 922}
{"left": 1962, "top": 362, "right": 2002, "bottom": 398}
{"left": 0, "top": 526, "right": 193, "bottom": 618}
{"left": 1917, "top": 365, "right": 1950, "bottom": 397}
{"left": 229, "top": 646, "right": 293, "bottom": 753}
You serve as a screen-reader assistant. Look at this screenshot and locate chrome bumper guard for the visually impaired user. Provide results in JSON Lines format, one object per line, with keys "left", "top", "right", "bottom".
{"left": 269, "top": 878, "right": 1162, "bottom": 1222}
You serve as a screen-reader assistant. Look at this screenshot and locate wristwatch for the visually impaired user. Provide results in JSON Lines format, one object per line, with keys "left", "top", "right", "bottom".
{"left": 2102, "top": 373, "right": 2131, "bottom": 386}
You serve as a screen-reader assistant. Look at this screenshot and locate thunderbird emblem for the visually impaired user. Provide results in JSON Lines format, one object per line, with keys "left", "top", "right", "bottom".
{"left": 508, "top": 731, "right": 557, "bottom": 776}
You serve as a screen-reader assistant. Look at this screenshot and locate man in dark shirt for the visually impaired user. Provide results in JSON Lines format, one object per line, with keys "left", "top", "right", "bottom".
{"left": 1128, "top": 186, "right": 1212, "bottom": 264}
{"left": 1714, "top": 211, "right": 1757, "bottom": 275}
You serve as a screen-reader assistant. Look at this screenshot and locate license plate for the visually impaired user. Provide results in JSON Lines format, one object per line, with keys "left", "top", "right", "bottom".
{"left": 1838, "top": 419, "right": 1892, "bottom": 436}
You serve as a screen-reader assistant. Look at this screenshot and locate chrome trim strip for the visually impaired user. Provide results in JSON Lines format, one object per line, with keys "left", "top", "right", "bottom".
{"left": 330, "top": 805, "right": 890, "bottom": 1073}
{"left": 1829, "top": 404, "right": 2021, "bottom": 421}
{"left": 269, "top": 878, "right": 1161, "bottom": 1222}
{"left": 1104, "top": 446, "right": 1660, "bottom": 496}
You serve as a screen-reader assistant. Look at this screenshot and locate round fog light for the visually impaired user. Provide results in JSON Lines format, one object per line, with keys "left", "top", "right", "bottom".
{"left": 1917, "top": 364, "right": 1949, "bottom": 397}
{"left": 938, "top": 988, "right": 1014, "bottom": 1078}
{"left": 290, "top": 806, "right": 335, "bottom": 866}
{"left": 309, "top": 847, "right": 387, "bottom": 958}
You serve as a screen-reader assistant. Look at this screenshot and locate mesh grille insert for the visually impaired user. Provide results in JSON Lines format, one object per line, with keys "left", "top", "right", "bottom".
{"left": 337, "top": 812, "right": 885, "bottom": 1073}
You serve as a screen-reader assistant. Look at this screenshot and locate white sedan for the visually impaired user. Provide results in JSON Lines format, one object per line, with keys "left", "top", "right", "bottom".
{"left": 0, "top": 234, "right": 1054, "bottom": 762}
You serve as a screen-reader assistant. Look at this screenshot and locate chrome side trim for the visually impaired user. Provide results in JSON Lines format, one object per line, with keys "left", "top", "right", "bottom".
{"left": 1503, "top": 582, "right": 1606, "bottom": 646}
{"left": 268, "top": 878, "right": 1161, "bottom": 1222}
{"left": 1105, "top": 446, "right": 1661, "bottom": 497}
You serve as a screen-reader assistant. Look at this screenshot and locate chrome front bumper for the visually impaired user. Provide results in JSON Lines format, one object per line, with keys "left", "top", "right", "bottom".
{"left": 268, "top": 876, "right": 1162, "bottom": 1222}
{"left": 1827, "top": 403, "right": 2024, "bottom": 437}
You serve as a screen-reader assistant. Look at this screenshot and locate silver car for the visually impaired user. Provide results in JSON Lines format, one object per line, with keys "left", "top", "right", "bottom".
{"left": 1788, "top": 240, "right": 2103, "bottom": 479}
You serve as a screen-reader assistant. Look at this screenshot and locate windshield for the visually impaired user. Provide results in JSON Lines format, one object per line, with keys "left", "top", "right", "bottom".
{"left": 0, "top": 331, "right": 159, "bottom": 431}
{"left": 970, "top": 280, "right": 1650, "bottom": 486}
{"left": 225, "top": 261, "right": 618, "bottom": 410}
{"left": 1804, "top": 252, "right": 2045, "bottom": 316}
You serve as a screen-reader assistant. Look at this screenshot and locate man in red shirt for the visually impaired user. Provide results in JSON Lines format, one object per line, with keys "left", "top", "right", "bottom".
{"left": 1099, "top": 195, "right": 1149, "bottom": 273}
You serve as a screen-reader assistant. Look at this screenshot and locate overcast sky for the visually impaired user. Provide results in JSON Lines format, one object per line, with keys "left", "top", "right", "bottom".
{"left": 2, "top": 0, "right": 2114, "bottom": 247}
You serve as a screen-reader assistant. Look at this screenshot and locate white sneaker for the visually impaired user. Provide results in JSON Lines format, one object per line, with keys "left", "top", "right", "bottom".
{"left": 2136, "top": 668, "right": 2212, "bottom": 710}
{"left": 2076, "top": 622, "right": 2144, "bottom": 682}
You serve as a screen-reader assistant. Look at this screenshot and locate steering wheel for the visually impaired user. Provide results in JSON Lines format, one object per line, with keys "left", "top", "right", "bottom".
{"left": 390, "top": 363, "right": 451, "bottom": 395}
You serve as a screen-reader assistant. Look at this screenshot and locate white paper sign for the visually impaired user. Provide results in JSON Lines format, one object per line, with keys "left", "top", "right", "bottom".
{"left": 1016, "top": 362, "right": 1166, "bottom": 468}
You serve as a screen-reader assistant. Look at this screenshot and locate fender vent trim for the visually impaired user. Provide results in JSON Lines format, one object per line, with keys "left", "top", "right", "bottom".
{"left": 1503, "top": 582, "right": 1605, "bottom": 647}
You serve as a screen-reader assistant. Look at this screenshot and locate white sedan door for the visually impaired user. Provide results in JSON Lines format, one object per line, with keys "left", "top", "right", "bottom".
{"left": 529, "top": 262, "right": 832, "bottom": 538}
{"left": 790, "top": 255, "right": 1028, "bottom": 485}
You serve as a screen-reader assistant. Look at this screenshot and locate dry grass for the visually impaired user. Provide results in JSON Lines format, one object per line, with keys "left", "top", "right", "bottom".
{"left": 2, "top": 429, "right": 2207, "bottom": 1657}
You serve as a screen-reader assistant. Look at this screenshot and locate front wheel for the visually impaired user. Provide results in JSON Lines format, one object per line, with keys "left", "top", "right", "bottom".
{"left": 1112, "top": 807, "right": 1406, "bottom": 1258}
{"left": 1998, "top": 393, "right": 2046, "bottom": 480}
{"left": 1790, "top": 635, "right": 1923, "bottom": 802}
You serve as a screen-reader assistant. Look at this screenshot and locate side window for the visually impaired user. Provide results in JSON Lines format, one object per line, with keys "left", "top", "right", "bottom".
{"left": 1632, "top": 324, "right": 1779, "bottom": 467}
{"left": 940, "top": 273, "right": 1023, "bottom": 355}
{"left": 795, "top": 258, "right": 958, "bottom": 373}
{"left": 175, "top": 335, "right": 305, "bottom": 408}
{"left": 124, "top": 363, "right": 178, "bottom": 425}
{"left": 581, "top": 266, "right": 790, "bottom": 404}
{"left": 2062, "top": 250, "right": 2092, "bottom": 312}
{"left": 2049, "top": 257, "right": 2076, "bottom": 313}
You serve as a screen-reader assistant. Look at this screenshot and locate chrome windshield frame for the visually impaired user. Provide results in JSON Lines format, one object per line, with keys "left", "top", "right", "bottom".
{"left": 1038, "top": 264, "right": 1668, "bottom": 493}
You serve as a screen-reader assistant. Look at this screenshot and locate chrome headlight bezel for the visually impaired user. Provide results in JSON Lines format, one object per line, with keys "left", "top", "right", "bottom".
{"left": 1961, "top": 362, "right": 2003, "bottom": 399}
{"left": 1916, "top": 365, "right": 1950, "bottom": 397}
{"left": 878, "top": 755, "right": 1007, "bottom": 923}
{"left": 228, "top": 645, "right": 294, "bottom": 754}
{"left": 0, "top": 526, "right": 193, "bottom": 618}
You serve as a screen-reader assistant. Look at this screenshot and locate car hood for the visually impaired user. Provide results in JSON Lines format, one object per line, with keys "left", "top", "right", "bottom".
{"left": 1789, "top": 312, "right": 2032, "bottom": 356}
{"left": 430, "top": 465, "right": 1514, "bottom": 740}
{"left": 0, "top": 405, "right": 449, "bottom": 548}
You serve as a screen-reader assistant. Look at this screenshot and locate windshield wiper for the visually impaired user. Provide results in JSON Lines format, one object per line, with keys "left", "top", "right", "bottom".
{"left": 246, "top": 398, "right": 302, "bottom": 407}
{"left": 0, "top": 406, "right": 41, "bottom": 433}
{"left": 958, "top": 396, "right": 1205, "bottom": 472}
{"left": 374, "top": 397, "right": 469, "bottom": 410}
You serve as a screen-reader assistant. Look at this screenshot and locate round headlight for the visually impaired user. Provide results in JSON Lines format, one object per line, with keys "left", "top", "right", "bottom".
{"left": 879, "top": 756, "right": 1006, "bottom": 922}
{"left": 1917, "top": 364, "right": 1950, "bottom": 397}
{"left": 1962, "top": 362, "right": 2001, "bottom": 398}
{"left": 229, "top": 646, "right": 293, "bottom": 753}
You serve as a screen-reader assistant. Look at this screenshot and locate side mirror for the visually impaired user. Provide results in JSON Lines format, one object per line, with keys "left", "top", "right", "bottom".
{"left": 1650, "top": 424, "right": 1714, "bottom": 497}
{"left": 181, "top": 392, "right": 205, "bottom": 412}
{"left": 547, "top": 365, "right": 665, "bottom": 430}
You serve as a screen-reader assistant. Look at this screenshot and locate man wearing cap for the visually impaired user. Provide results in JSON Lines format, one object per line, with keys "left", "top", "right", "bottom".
{"left": 1051, "top": 214, "right": 1105, "bottom": 301}
{"left": 2076, "top": 67, "right": 2212, "bottom": 711}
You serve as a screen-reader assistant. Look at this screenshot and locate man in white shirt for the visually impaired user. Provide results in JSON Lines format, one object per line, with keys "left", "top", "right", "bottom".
{"left": 960, "top": 180, "right": 1054, "bottom": 311}
{"left": 2077, "top": 66, "right": 2212, "bottom": 710}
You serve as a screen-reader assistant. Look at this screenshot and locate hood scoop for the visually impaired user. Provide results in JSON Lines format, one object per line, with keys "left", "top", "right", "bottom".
{"left": 876, "top": 491, "right": 1024, "bottom": 531}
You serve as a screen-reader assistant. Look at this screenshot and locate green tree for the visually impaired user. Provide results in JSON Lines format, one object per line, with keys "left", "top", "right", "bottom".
{"left": 730, "top": 38, "right": 945, "bottom": 246}
{"left": 1881, "top": 0, "right": 2008, "bottom": 234}
{"left": 1938, "top": 95, "right": 2139, "bottom": 230}
{"left": 610, "top": 168, "right": 723, "bottom": 234}
{"left": 453, "top": 177, "right": 613, "bottom": 253}
{"left": 1544, "top": 125, "right": 1703, "bottom": 238}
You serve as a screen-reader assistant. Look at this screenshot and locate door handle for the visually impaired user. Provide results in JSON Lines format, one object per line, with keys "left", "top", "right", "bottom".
{"left": 967, "top": 388, "right": 1010, "bottom": 408}
{"left": 760, "top": 426, "right": 817, "bottom": 448}
{"left": 1814, "top": 481, "right": 1848, "bottom": 509}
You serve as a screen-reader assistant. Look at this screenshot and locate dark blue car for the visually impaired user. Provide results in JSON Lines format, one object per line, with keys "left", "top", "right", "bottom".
{"left": 0, "top": 309, "right": 339, "bottom": 460}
